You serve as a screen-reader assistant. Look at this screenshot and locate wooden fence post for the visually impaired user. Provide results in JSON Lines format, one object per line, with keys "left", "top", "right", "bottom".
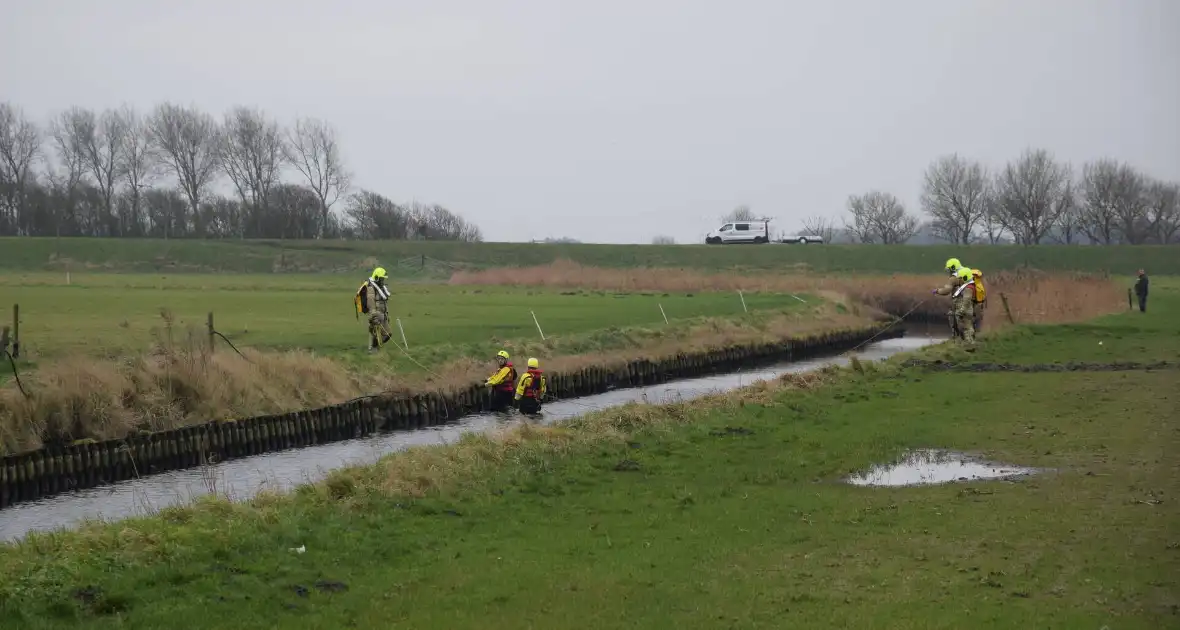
{"left": 207, "top": 312, "right": 215, "bottom": 353}
{"left": 1000, "top": 293, "right": 1015, "bottom": 325}
{"left": 11, "top": 304, "right": 18, "bottom": 359}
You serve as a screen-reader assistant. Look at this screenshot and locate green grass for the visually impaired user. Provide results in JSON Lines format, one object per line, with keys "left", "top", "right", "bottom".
{"left": 0, "top": 281, "right": 1177, "bottom": 628}
{"left": 964, "top": 275, "right": 1180, "bottom": 363}
{"left": 1, "top": 236, "right": 1175, "bottom": 274}
{"left": 0, "top": 271, "right": 808, "bottom": 365}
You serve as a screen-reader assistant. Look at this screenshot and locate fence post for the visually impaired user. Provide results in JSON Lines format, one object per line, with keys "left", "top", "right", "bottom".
{"left": 207, "top": 312, "right": 215, "bottom": 353}
{"left": 11, "top": 304, "right": 18, "bottom": 359}
{"left": 396, "top": 317, "right": 409, "bottom": 349}
{"left": 999, "top": 293, "right": 1015, "bottom": 325}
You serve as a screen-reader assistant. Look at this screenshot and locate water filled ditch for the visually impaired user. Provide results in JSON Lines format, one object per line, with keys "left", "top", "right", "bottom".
{"left": 0, "top": 329, "right": 946, "bottom": 542}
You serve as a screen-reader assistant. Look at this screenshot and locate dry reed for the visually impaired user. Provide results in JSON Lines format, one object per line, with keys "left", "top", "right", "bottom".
{"left": 0, "top": 306, "right": 871, "bottom": 455}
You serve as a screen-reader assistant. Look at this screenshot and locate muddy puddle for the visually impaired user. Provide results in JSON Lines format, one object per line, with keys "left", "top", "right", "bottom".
{"left": 847, "top": 449, "right": 1040, "bottom": 487}
{"left": 1, "top": 332, "right": 945, "bottom": 542}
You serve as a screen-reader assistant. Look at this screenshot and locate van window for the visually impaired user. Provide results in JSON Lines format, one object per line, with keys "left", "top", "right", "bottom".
{"left": 735, "top": 223, "right": 749, "bottom": 231}
{"left": 720, "top": 224, "right": 733, "bottom": 231}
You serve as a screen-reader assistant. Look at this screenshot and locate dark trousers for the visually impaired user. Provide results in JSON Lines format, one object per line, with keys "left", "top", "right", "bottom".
{"left": 518, "top": 397, "right": 542, "bottom": 415}
{"left": 489, "top": 389, "right": 514, "bottom": 412}
{"left": 1138, "top": 295, "right": 1147, "bottom": 312}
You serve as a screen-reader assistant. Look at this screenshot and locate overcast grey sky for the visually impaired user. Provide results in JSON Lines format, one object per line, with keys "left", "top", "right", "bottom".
{"left": 3, "top": 0, "right": 1178, "bottom": 243}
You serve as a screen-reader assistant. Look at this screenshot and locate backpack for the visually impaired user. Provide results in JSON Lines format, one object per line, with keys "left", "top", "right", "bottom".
{"left": 354, "top": 282, "right": 370, "bottom": 317}
{"left": 972, "top": 269, "right": 986, "bottom": 303}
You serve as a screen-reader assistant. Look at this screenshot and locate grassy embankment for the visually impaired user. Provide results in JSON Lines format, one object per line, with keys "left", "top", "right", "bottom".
{"left": 1, "top": 236, "right": 1175, "bottom": 275}
{"left": 1, "top": 272, "right": 841, "bottom": 454}
{"left": 0, "top": 261, "right": 1129, "bottom": 454}
{"left": 0, "top": 281, "right": 1174, "bottom": 628}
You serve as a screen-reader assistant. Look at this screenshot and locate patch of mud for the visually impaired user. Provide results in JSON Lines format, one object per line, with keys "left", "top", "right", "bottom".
{"left": 847, "top": 449, "right": 1039, "bottom": 487}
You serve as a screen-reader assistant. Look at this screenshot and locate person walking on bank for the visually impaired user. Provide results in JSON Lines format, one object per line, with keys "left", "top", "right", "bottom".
{"left": 933, "top": 258, "right": 966, "bottom": 338}
{"left": 514, "top": 357, "right": 547, "bottom": 416}
{"left": 950, "top": 266, "right": 977, "bottom": 351}
{"left": 354, "top": 266, "right": 392, "bottom": 352}
{"left": 1135, "top": 269, "right": 1149, "bottom": 312}
{"left": 485, "top": 350, "right": 518, "bottom": 412}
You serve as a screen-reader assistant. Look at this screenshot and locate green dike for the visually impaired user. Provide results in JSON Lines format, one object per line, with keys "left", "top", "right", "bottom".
{"left": 0, "top": 285, "right": 1177, "bottom": 629}
{"left": 2, "top": 236, "right": 1177, "bottom": 275}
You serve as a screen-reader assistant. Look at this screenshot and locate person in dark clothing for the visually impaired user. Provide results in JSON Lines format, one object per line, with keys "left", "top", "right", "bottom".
{"left": 1135, "top": 270, "right": 1149, "bottom": 312}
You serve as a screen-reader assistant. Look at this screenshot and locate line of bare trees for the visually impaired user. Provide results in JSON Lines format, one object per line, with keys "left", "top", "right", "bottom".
{"left": 0, "top": 101, "right": 482, "bottom": 242}
{"left": 797, "top": 148, "right": 1178, "bottom": 245}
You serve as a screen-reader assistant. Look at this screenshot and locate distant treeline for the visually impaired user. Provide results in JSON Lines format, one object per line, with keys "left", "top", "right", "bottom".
{"left": 723, "top": 150, "right": 1179, "bottom": 247}
{"left": 0, "top": 102, "right": 482, "bottom": 242}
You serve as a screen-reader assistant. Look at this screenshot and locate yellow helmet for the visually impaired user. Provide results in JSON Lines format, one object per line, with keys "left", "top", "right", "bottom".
{"left": 496, "top": 350, "right": 510, "bottom": 360}
{"left": 956, "top": 266, "right": 973, "bottom": 282}
{"left": 527, "top": 357, "right": 539, "bottom": 369}
{"left": 372, "top": 267, "right": 387, "bottom": 279}
{"left": 945, "top": 258, "right": 961, "bottom": 273}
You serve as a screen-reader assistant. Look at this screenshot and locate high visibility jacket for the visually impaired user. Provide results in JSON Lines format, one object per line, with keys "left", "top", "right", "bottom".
{"left": 355, "top": 278, "right": 390, "bottom": 315}
{"left": 515, "top": 369, "right": 546, "bottom": 400}
{"left": 485, "top": 363, "right": 517, "bottom": 392}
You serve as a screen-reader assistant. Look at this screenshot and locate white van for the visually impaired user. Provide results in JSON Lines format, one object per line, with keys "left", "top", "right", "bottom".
{"left": 704, "top": 220, "right": 770, "bottom": 244}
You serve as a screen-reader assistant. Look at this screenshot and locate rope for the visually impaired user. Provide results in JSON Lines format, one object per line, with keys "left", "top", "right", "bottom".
{"left": 211, "top": 330, "right": 253, "bottom": 363}
{"left": 844, "top": 299, "right": 933, "bottom": 354}
{"left": 2, "top": 349, "right": 31, "bottom": 399}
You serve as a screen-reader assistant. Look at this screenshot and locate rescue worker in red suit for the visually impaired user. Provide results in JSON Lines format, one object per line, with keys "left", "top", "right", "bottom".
{"left": 484, "top": 350, "right": 517, "bottom": 412}
{"left": 514, "top": 357, "right": 547, "bottom": 416}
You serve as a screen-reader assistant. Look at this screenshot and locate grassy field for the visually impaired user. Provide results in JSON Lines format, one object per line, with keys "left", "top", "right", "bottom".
{"left": 1, "top": 271, "right": 802, "bottom": 362}
{"left": 1, "top": 236, "right": 1175, "bottom": 275}
{"left": 0, "top": 283, "right": 1175, "bottom": 628}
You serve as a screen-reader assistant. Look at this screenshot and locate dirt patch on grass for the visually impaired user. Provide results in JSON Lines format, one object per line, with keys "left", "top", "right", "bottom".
{"left": 449, "top": 259, "right": 1125, "bottom": 327}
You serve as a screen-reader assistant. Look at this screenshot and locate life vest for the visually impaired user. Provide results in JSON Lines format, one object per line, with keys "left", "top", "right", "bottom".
{"left": 522, "top": 369, "right": 544, "bottom": 398}
{"left": 494, "top": 363, "right": 517, "bottom": 392}
{"left": 971, "top": 269, "right": 986, "bottom": 303}
{"left": 354, "top": 279, "right": 390, "bottom": 315}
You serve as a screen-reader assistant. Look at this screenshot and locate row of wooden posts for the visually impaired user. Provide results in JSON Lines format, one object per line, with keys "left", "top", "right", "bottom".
{"left": 0, "top": 323, "right": 904, "bottom": 510}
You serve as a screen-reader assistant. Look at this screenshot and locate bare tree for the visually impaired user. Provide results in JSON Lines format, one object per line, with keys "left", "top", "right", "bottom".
{"left": 1145, "top": 180, "right": 1180, "bottom": 244}
{"left": 920, "top": 154, "right": 989, "bottom": 244}
{"left": 799, "top": 215, "right": 836, "bottom": 242}
{"left": 47, "top": 108, "right": 90, "bottom": 234}
{"left": 1051, "top": 198, "right": 1083, "bottom": 245}
{"left": 286, "top": 117, "right": 351, "bottom": 238}
{"left": 220, "top": 106, "right": 286, "bottom": 236}
{"left": 651, "top": 234, "right": 676, "bottom": 245}
{"left": 148, "top": 102, "right": 222, "bottom": 236}
{"left": 0, "top": 103, "right": 43, "bottom": 235}
{"left": 722, "top": 204, "right": 756, "bottom": 222}
{"left": 64, "top": 107, "right": 131, "bottom": 235}
{"left": 121, "top": 106, "right": 159, "bottom": 234}
{"left": 843, "top": 190, "right": 919, "bottom": 244}
{"left": 1078, "top": 159, "right": 1151, "bottom": 244}
{"left": 978, "top": 193, "right": 1008, "bottom": 244}
{"left": 991, "top": 149, "right": 1074, "bottom": 245}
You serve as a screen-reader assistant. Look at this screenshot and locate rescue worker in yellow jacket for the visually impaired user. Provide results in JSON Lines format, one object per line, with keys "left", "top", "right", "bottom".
{"left": 484, "top": 350, "right": 518, "bottom": 412}
{"left": 932, "top": 258, "right": 965, "bottom": 338}
{"left": 514, "top": 357, "right": 547, "bottom": 416}
{"left": 355, "top": 267, "right": 392, "bottom": 352}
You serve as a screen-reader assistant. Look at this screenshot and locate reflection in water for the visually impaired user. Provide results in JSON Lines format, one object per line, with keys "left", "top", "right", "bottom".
{"left": 847, "top": 449, "right": 1040, "bottom": 487}
{"left": 0, "top": 335, "right": 942, "bottom": 542}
